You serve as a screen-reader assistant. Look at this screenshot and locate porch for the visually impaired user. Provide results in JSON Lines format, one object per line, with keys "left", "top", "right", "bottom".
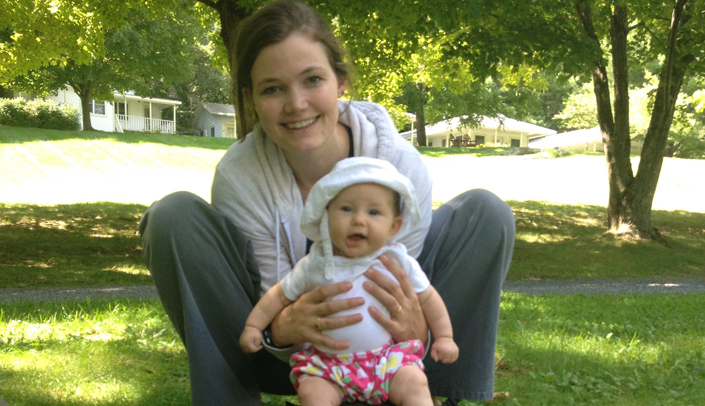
{"left": 112, "top": 92, "right": 181, "bottom": 134}
{"left": 115, "top": 115, "right": 176, "bottom": 134}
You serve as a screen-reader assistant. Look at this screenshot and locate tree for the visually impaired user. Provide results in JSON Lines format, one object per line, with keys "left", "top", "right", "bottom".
{"left": 0, "top": 1, "right": 178, "bottom": 79}
{"left": 570, "top": 0, "right": 705, "bottom": 241}
{"left": 1, "top": 0, "right": 195, "bottom": 131}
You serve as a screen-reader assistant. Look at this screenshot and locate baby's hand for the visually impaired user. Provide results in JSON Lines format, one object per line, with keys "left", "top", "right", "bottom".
{"left": 430, "top": 337, "right": 459, "bottom": 364}
{"left": 239, "top": 325, "right": 264, "bottom": 353}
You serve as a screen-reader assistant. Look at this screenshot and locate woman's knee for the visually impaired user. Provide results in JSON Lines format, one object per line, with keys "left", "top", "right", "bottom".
{"left": 141, "top": 191, "right": 205, "bottom": 230}
{"left": 451, "top": 189, "right": 515, "bottom": 233}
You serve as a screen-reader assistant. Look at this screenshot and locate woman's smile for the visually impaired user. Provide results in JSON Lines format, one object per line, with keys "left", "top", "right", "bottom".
{"left": 284, "top": 117, "right": 318, "bottom": 130}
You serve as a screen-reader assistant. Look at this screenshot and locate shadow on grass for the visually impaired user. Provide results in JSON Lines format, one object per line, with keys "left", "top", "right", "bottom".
{"left": 0, "top": 125, "right": 238, "bottom": 151}
{"left": 506, "top": 200, "right": 705, "bottom": 281}
{"left": 0, "top": 202, "right": 152, "bottom": 288}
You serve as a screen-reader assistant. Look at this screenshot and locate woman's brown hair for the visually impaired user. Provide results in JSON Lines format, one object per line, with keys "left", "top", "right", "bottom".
{"left": 234, "top": 0, "right": 352, "bottom": 139}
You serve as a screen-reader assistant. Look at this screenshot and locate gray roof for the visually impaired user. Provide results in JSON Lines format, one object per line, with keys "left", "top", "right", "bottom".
{"left": 202, "top": 102, "right": 235, "bottom": 116}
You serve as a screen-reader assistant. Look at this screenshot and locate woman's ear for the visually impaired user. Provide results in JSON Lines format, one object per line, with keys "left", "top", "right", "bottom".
{"left": 242, "top": 88, "right": 254, "bottom": 107}
{"left": 337, "top": 79, "right": 346, "bottom": 98}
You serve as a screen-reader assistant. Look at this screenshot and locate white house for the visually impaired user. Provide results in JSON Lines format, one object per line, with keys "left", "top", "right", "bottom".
{"left": 20, "top": 86, "right": 182, "bottom": 134}
{"left": 529, "top": 127, "right": 643, "bottom": 154}
{"left": 193, "top": 102, "right": 237, "bottom": 138}
{"left": 529, "top": 127, "right": 603, "bottom": 151}
{"left": 400, "top": 115, "right": 557, "bottom": 147}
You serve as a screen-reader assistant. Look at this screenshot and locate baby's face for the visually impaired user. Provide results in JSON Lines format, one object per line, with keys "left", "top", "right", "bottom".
{"left": 327, "top": 183, "right": 402, "bottom": 258}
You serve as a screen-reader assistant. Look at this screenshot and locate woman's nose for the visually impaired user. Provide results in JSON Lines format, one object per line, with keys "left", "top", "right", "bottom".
{"left": 284, "top": 88, "right": 308, "bottom": 113}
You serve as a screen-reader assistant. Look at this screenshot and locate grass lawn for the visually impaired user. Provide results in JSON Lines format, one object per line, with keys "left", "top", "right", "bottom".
{"left": 1, "top": 294, "right": 704, "bottom": 405}
{"left": 2, "top": 125, "right": 704, "bottom": 405}
{"left": 1, "top": 200, "right": 703, "bottom": 289}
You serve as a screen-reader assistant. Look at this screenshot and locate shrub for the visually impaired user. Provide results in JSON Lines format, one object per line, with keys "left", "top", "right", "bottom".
{"left": 0, "top": 97, "right": 80, "bottom": 131}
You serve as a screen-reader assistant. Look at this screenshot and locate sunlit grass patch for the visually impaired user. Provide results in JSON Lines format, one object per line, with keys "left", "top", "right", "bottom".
{"left": 2, "top": 295, "right": 704, "bottom": 405}
{"left": 0, "top": 299, "right": 189, "bottom": 406}
{"left": 493, "top": 293, "right": 705, "bottom": 405}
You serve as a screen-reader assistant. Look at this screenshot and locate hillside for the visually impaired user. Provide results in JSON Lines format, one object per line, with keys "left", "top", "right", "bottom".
{"left": 2, "top": 125, "right": 703, "bottom": 212}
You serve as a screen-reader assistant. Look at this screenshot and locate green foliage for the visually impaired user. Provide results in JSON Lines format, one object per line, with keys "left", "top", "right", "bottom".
{"left": 0, "top": 97, "right": 79, "bottom": 131}
{"left": 0, "top": 0, "right": 180, "bottom": 82}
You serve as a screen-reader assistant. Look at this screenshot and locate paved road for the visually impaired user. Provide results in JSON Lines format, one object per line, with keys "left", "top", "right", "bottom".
{"left": 1, "top": 279, "right": 704, "bottom": 303}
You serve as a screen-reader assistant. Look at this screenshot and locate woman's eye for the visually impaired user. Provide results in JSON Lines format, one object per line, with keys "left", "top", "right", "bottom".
{"left": 306, "top": 76, "right": 321, "bottom": 85}
{"left": 262, "top": 86, "right": 279, "bottom": 95}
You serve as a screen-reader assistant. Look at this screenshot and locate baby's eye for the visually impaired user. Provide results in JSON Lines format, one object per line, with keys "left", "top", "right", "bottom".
{"left": 341, "top": 206, "right": 352, "bottom": 212}
{"left": 369, "top": 209, "right": 379, "bottom": 215}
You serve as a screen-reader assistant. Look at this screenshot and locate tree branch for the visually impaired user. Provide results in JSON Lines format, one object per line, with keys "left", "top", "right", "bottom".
{"left": 197, "top": 0, "right": 217, "bottom": 10}
{"left": 627, "top": 21, "right": 644, "bottom": 33}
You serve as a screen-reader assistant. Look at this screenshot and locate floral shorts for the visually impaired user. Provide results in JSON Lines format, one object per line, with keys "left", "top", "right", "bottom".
{"left": 289, "top": 339, "right": 425, "bottom": 405}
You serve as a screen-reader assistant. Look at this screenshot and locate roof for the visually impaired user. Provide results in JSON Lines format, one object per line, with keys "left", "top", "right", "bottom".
{"left": 201, "top": 102, "right": 235, "bottom": 116}
{"left": 113, "top": 91, "right": 182, "bottom": 105}
{"left": 529, "top": 127, "right": 601, "bottom": 149}
{"left": 425, "top": 115, "right": 556, "bottom": 136}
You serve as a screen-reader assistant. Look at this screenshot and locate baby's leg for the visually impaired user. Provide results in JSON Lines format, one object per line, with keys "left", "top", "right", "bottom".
{"left": 297, "top": 376, "right": 343, "bottom": 406}
{"left": 388, "top": 365, "right": 433, "bottom": 406}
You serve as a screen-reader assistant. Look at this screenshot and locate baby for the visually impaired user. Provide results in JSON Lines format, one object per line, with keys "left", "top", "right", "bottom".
{"left": 240, "top": 157, "right": 459, "bottom": 406}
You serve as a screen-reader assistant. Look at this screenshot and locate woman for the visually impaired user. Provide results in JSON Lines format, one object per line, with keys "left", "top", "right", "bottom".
{"left": 139, "top": 1, "right": 515, "bottom": 405}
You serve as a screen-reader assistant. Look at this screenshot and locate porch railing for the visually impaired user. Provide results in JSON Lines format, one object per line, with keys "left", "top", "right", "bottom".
{"left": 115, "top": 114, "right": 175, "bottom": 134}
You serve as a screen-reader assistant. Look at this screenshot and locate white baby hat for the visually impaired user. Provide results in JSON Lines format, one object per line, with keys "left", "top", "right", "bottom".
{"left": 300, "top": 157, "right": 421, "bottom": 279}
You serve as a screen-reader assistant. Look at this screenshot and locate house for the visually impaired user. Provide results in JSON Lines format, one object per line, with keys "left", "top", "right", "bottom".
{"left": 528, "top": 127, "right": 643, "bottom": 154}
{"left": 193, "top": 102, "right": 237, "bottom": 138}
{"left": 11, "top": 86, "right": 182, "bottom": 134}
{"left": 399, "top": 115, "right": 557, "bottom": 147}
{"left": 529, "top": 127, "right": 603, "bottom": 152}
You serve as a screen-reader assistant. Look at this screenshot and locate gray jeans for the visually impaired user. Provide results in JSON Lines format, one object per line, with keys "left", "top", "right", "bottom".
{"left": 139, "top": 189, "right": 514, "bottom": 405}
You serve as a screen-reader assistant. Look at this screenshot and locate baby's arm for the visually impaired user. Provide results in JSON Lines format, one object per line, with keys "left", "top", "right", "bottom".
{"left": 239, "top": 283, "right": 292, "bottom": 353}
{"left": 417, "top": 286, "right": 459, "bottom": 364}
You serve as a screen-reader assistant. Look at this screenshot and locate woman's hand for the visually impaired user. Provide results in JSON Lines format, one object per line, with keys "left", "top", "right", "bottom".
{"left": 270, "top": 281, "right": 364, "bottom": 350}
{"left": 363, "top": 254, "right": 428, "bottom": 345}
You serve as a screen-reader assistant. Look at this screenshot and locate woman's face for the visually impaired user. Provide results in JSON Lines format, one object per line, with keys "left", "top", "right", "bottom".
{"left": 244, "top": 33, "right": 346, "bottom": 154}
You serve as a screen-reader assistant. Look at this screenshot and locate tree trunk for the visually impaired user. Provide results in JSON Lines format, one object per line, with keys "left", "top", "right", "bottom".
{"left": 623, "top": 0, "right": 693, "bottom": 241}
{"left": 71, "top": 82, "right": 95, "bottom": 131}
{"left": 201, "top": 0, "right": 254, "bottom": 135}
{"left": 414, "top": 83, "right": 428, "bottom": 147}
{"left": 575, "top": 0, "right": 692, "bottom": 243}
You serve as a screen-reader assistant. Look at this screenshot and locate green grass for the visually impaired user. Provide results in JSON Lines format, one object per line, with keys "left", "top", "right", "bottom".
{"left": 2, "top": 200, "right": 703, "bottom": 289}
{"left": 0, "top": 202, "right": 151, "bottom": 288}
{"left": 2, "top": 295, "right": 704, "bottom": 405}
{"left": 508, "top": 200, "right": 705, "bottom": 280}
{"left": 2, "top": 125, "right": 704, "bottom": 405}
{"left": 0, "top": 125, "right": 238, "bottom": 151}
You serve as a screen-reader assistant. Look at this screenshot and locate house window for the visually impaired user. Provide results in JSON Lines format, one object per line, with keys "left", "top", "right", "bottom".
{"left": 475, "top": 135, "right": 485, "bottom": 144}
{"left": 200, "top": 130, "right": 204, "bottom": 137}
{"left": 210, "top": 127, "right": 215, "bottom": 137}
{"left": 428, "top": 141, "right": 433, "bottom": 146}
{"left": 89, "top": 100, "right": 105, "bottom": 115}
{"left": 511, "top": 139, "right": 521, "bottom": 147}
